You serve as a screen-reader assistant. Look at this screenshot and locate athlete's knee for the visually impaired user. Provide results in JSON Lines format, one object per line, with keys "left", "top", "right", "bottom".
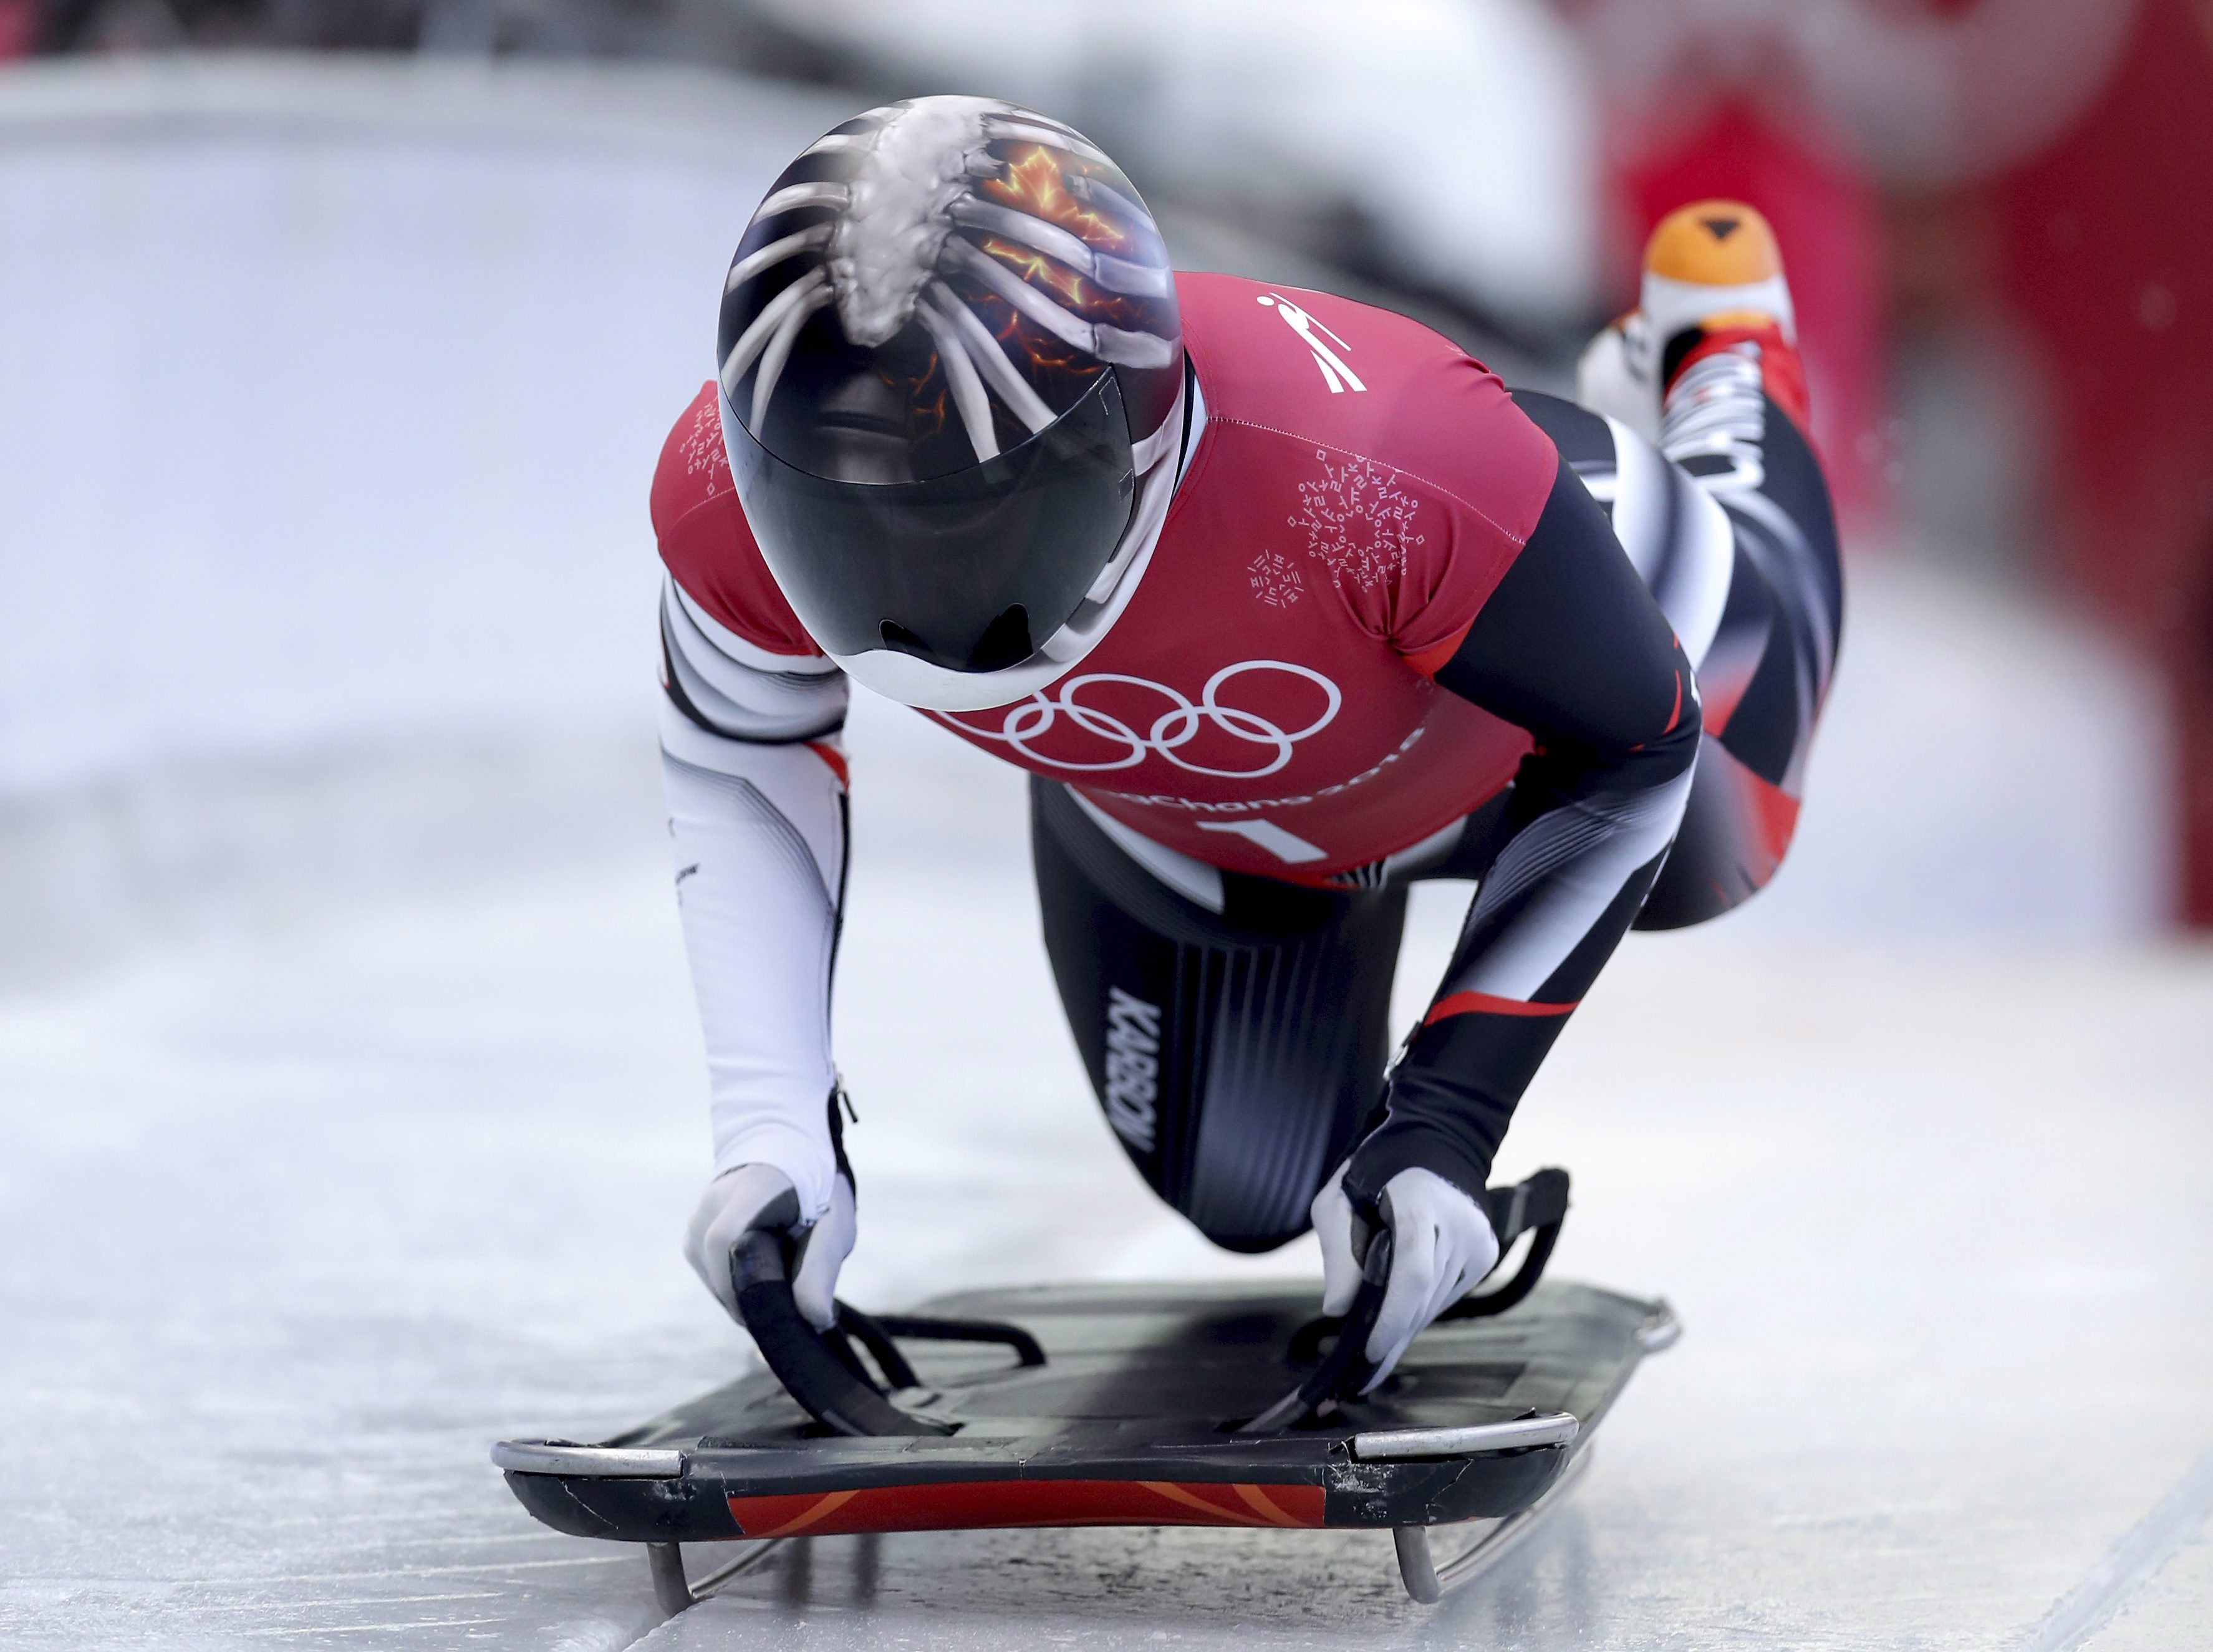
{"left": 1075, "top": 972, "right": 1321, "bottom": 1252}
{"left": 1030, "top": 776, "right": 1397, "bottom": 1253}
{"left": 1634, "top": 734, "right": 1803, "bottom": 929}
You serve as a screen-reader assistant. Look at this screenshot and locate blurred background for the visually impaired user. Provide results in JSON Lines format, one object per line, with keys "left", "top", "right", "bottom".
{"left": 4, "top": 6, "right": 2212, "bottom": 1647}
{"left": 2, "top": 0, "right": 2208, "bottom": 960}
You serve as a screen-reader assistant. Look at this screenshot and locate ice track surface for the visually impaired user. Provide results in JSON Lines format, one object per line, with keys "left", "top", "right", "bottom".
{"left": 1, "top": 680, "right": 2209, "bottom": 1651}
{"left": 1, "top": 56, "right": 2207, "bottom": 1648}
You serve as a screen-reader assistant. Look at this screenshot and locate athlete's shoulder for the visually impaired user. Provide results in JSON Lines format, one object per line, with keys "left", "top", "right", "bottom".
{"left": 651, "top": 382, "right": 822, "bottom": 661}
{"left": 1174, "top": 271, "right": 1553, "bottom": 534}
{"left": 1175, "top": 270, "right": 1468, "bottom": 403}
{"left": 650, "top": 380, "right": 741, "bottom": 540}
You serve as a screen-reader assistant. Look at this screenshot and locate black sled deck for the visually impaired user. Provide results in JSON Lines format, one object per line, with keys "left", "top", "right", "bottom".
{"left": 494, "top": 1171, "right": 1677, "bottom": 1608}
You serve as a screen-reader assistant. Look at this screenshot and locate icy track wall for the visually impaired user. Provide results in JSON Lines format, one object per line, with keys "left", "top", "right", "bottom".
{"left": 0, "top": 56, "right": 2177, "bottom": 989}
{"left": 0, "top": 58, "right": 850, "bottom": 980}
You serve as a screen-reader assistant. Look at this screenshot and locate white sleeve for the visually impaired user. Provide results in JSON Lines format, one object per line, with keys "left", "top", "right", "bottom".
{"left": 657, "top": 576, "right": 852, "bottom": 1223}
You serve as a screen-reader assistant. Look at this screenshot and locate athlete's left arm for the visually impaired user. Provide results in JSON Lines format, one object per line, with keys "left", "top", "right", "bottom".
{"left": 1344, "top": 450, "right": 1700, "bottom": 1210}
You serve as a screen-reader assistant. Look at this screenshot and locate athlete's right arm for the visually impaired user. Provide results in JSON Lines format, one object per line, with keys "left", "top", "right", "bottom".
{"left": 658, "top": 573, "right": 856, "bottom": 1319}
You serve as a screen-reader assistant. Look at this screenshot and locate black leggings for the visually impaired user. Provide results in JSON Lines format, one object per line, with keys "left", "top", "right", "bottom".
{"left": 1031, "top": 779, "right": 1404, "bottom": 1252}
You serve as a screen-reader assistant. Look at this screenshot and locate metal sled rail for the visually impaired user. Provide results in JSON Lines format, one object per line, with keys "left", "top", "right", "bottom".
{"left": 489, "top": 1441, "right": 682, "bottom": 1478}
{"left": 1394, "top": 1446, "right": 1599, "bottom": 1603}
{"left": 1390, "top": 1299, "right": 1681, "bottom": 1603}
{"left": 644, "top": 1536, "right": 789, "bottom": 1616}
{"left": 1352, "top": 1411, "right": 1581, "bottom": 1461}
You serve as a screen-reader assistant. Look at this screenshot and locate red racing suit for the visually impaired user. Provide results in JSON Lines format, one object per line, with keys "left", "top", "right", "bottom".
{"left": 663, "top": 273, "right": 1568, "bottom": 881}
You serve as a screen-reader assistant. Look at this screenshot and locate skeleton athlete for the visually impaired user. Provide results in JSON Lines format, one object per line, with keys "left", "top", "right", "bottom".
{"left": 659, "top": 97, "right": 1842, "bottom": 1384}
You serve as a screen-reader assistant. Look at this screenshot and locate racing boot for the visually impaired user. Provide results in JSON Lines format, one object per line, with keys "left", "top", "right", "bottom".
{"left": 1574, "top": 200, "right": 1810, "bottom": 463}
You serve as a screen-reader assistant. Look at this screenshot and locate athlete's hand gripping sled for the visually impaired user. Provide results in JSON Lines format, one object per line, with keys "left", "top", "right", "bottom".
{"left": 493, "top": 1168, "right": 1677, "bottom": 1611}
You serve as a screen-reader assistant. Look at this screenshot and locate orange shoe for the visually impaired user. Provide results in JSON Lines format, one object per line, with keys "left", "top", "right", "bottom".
{"left": 1576, "top": 200, "right": 1810, "bottom": 443}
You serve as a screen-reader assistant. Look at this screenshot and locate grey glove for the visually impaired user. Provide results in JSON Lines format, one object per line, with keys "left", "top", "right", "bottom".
{"left": 1311, "top": 1162, "right": 1500, "bottom": 1391}
{"left": 683, "top": 1162, "right": 856, "bottom": 1331}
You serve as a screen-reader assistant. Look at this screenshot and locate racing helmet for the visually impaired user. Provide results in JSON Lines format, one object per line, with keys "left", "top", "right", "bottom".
{"left": 716, "top": 96, "right": 1185, "bottom": 713}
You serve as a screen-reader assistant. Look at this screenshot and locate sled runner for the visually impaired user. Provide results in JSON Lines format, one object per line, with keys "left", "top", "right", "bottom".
{"left": 493, "top": 1169, "right": 1676, "bottom": 1610}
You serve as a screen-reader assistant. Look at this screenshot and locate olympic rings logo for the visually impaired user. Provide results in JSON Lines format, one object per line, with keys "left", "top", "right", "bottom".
{"left": 945, "top": 661, "right": 1342, "bottom": 778}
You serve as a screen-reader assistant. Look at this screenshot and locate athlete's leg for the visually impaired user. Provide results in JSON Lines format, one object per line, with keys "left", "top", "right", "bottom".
{"left": 1029, "top": 779, "right": 1405, "bottom": 1252}
{"left": 1643, "top": 372, "right": 1843, "bottom": 926}
{"left": 1506, "top": 386, "right": 1843, "bottom": 928}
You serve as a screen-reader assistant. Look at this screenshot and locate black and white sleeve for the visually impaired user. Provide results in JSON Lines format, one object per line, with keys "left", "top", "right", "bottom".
{"left": 657, "top": 576, "right": 854, "bottom": 1223}
{"left": 1346, "top": 451, "right": 1700, "bottom": 1209}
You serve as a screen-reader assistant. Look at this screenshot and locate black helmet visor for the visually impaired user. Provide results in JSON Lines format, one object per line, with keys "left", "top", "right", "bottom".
{"left": 726, "top": 370, "right": 1138, "bottom": 675}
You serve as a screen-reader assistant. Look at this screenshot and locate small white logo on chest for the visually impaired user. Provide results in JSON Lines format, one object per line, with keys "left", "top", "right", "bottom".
{"left": 1258, "top": 293, "right": 1366, "bottom": 394}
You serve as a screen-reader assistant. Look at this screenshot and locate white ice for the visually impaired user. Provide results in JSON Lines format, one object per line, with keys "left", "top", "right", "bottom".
{"left": 2, "top": 56, "right": 2209, "bottom": 1652}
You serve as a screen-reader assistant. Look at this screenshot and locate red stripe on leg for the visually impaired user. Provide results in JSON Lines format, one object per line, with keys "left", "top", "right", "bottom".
{"left": 1423, "top": 991, "right": 1578, "bottom": 1026}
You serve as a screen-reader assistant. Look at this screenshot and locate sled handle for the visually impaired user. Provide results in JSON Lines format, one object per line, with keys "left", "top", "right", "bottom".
{"left": 1440, "top": 1166, "right": 1570, "bottom": 1321}
{"left": 831, "top": 1303, "right": 1049, "bottom": 1392}
{"left": 1234, "top": 1228, "right": 1396, "bottom": 1434}
{"left": 729, "top": 1230, "right": 952, "bottom": 1438}
{"left": 861, "top": 1311, "right": 1046, "bottom": 1369}
{"left": 830, "top": 1303, "right": 923, "bottom": 1391}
